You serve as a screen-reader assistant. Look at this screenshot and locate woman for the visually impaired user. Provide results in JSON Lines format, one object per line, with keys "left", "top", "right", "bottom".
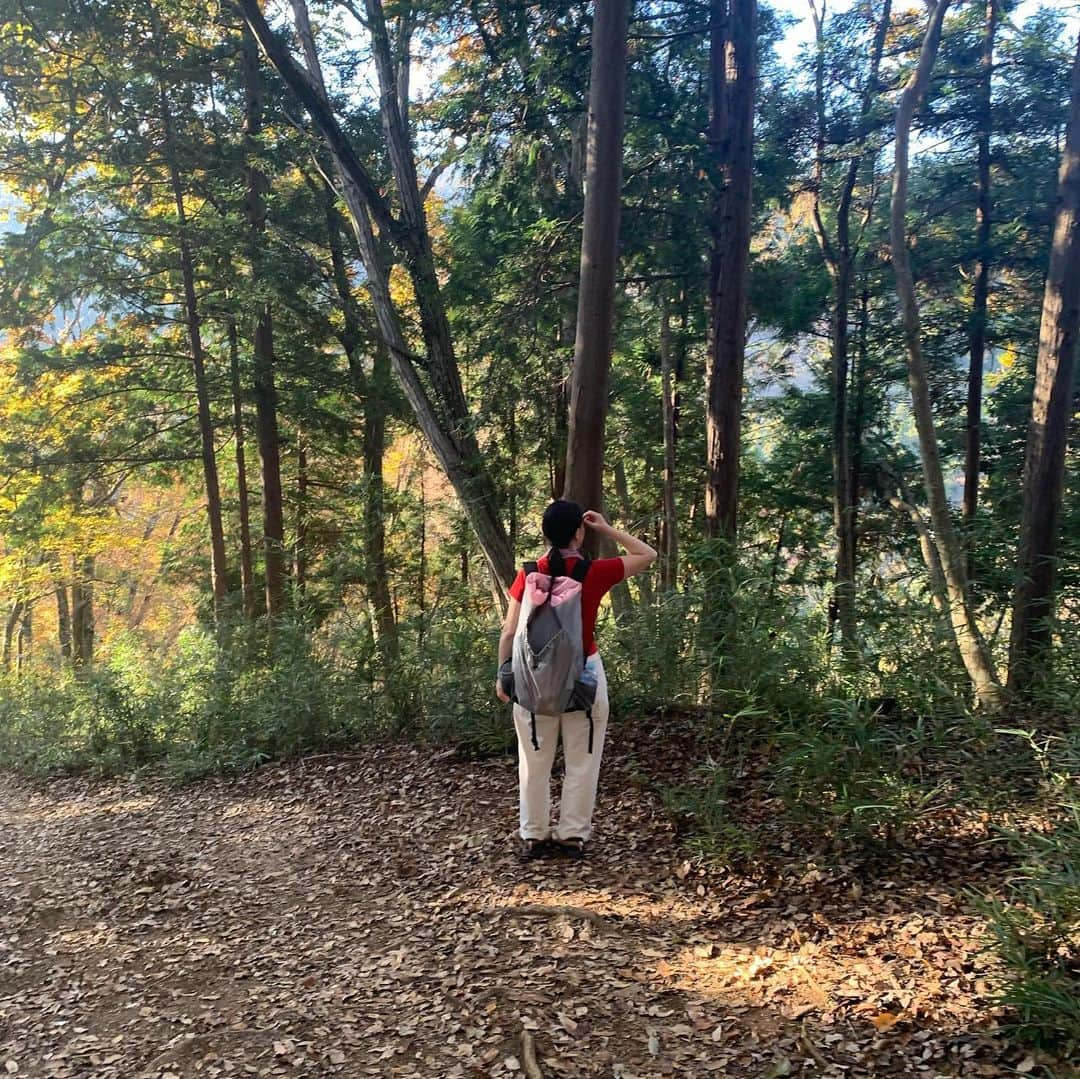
{"left": 495, "top": 500, "right": 657, "bottom": 860}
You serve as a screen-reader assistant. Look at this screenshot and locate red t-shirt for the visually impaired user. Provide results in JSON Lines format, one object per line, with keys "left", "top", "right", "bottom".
{"left": 508, "top": 555, "right": 625, "bottom": 656}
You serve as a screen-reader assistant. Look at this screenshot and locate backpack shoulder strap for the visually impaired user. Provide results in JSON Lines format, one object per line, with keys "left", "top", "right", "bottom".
{"left": 570, "top": 558, "right": 591, "bottom": 583}
{"left": 524, "top": 561, "right": 538, "bottom": 575}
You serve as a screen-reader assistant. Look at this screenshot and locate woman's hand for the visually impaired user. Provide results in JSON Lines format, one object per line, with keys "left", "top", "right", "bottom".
{"left": 583, "top": 510, "right": 610, "bottom": 532}
{"left": 495, "top": 680, "right": 511, "bottom": 703}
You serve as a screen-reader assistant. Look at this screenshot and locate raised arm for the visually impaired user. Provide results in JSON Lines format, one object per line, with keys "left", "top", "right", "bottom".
{"left": 583, "top": 510, "right": 658, "bottom": 578}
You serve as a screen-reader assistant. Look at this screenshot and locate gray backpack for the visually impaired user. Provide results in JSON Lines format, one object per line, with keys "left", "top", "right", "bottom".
{"left": 509, "top": 558, "right": 600, "bottom": 753}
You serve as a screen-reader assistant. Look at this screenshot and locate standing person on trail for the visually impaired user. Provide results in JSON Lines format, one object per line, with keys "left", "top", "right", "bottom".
{"left": 495, "top": 500, "right": 657, "bottom": 861}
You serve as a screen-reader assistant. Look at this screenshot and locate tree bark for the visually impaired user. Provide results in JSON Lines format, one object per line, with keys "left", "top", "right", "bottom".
{"left": 3, "top": 600, "right": 24, "bottom": 671}
{"left": 242, "top": 24, "right": 287, "bottom": 619}
{"left": 808, "top": 0, "right": 891, "bottom": 646}
{"left": 244, "top": 0, "right": 514, "bottom": 586}
{"left": 660, "top": 297, "right": 679, "bottom": 590}
{"left": 704, "top": 0, "right": 756, "bottom": 541}
{"left": 228, "top": 319, "right": 257, "bottom": 618}
{"left": 964, "top": 0, "right": 997, "bottom": 548}
{"left": 53, "top": 558, "right": 72, "bottom": 664}
{"left": 889, "top": 0, "right": 1002, "bottom": 710}
{"left": 1008, "top": 32, "right": 1080, "bottom": 697}
{"left": 563, "top": 0, "right": 630, "bottom": 528}
{"left": 295, "top": 431, "right": 308, "bottom": 598}
{"left": 158, "top": 84, "right": 230, "bottom": 618}
{"left": 325, "top": 191, "right": 399, "bottom": 662}
{"left": 71, "top": 554, "right": 94, "bottom": 671}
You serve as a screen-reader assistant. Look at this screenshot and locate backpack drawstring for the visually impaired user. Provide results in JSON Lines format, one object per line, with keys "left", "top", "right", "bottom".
{"left": 530, "top": 712, "right": 539, "bottom": 751}
{"left": 587, "top": 708, "right": 594, "bottom": 754}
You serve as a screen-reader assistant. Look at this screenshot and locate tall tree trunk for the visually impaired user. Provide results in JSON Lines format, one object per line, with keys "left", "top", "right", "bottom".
{"left": 808, "top": 0, "right": 891, "bottom": 645}
{"left": 295, "top": 431, "right": 308, "bottom": 598}
{"left": 704, "top": 0, "right": 757, "bottom": 541}
{"left": 242, "top": 24, "right": 287, "bottom": 619}
{"left": 16, "top": 605, "right": 31, "bottom": 676}
{"left": 53, "top": 558, "right": 72, "bottom": 664}
{"left": 71, "top": 554, "right": 94, "bottom": 671}
{"left": 3, "top": 600, "right": 24, "bottom": 671}
{"left": 228, "top": 319, "right": 258, "bottom": 618}
{"left": 1008, "top": 32, "right": 1080, "bottom": 697}
{"left": 964, "top": 0, "right": 997, "bottom": 552}
{"left": 159, "top": 85, "right": 230, "bottom": 618}
{"left": 324, "top": 195, "right": 399, "bottom": 662}
{"left": 660, "top": 297, "right": 679, "bottom": 590}
{"left": 889, "top": 0, "right": 1002, "bottom": 710}
{"left": 246, "top": 0, "right": 514, "bottom": 586}
{"left": 563, "top": 0, "right": 630, "bottom": 528}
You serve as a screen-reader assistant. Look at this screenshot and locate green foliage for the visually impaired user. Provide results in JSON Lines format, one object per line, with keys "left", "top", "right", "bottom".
{"left": 662, "top": 760, "right": 757, "bottom": 867}
{"left": 977, "top": 733, "right": 1080, "bottom": 1052}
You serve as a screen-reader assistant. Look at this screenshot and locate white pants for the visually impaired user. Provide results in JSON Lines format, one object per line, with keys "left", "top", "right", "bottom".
{"left": 513, "top": 653, "right": 609, "bottom": 842}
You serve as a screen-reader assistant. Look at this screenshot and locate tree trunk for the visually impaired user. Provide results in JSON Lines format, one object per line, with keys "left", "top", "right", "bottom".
{"left": 324, "top": 194, "right": 399, "bottom": 662}
{"left": 889, "top": 0, "right": 1002, "bottom": 710}
{"left": 964, "top": 0, "right": 997, "bottom": 550}
{"left": 16, "top": 605, "right": 31, "bottom": 676}
{"left": 228, "top": 319, "right": 257, "bottom": 618}
{"left": 247, "top": 0, "right": 514, "bottom": 586}
{"left": 242, "top": 24, "right": 287, "bottom": 619}
{"left": 3, "top": 600, "right": 23, "bottom": 671}
{"left": 53, "top": 558, "right": 72, "bottom": 664}
{"left": 563, "top": 0, "right": 630, "bottom": 528}
{"left": 71, "top": 554, "right": 94, "bottom": 671}
{"left": 1008, "top": 32, "right": 1080, "bottom": 697}
{"left": 158, "top": 84, "right": 230, "bottom": 618}
{"left": 704, "top": 0, "right": 756, "bottom": 541}
{"left": 660, "top": 297, "right": 679, "bottom": 591}
{"left": 808, "top": 0, "right": 890, "bottom": 645}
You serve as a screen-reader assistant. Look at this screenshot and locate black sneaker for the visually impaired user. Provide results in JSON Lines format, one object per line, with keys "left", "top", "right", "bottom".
{"left": 519, "top": 837, "right": 551, "bottom": 861}
{"left": 552, "top": 837, "right": 586, "bottom": 860}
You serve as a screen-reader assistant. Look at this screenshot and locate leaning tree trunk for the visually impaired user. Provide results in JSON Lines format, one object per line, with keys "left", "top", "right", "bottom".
{"left": 963, "top": 0, "right": 997, "bottom": 558}
{"left": 1008, "top": 32, "right": 1080, "bottom": 697}
{"left": 159, "top": 85, "right": 230, "bottom": 618}
{"left": 704, "top": 0, "right": 756, "bottom": 541}
{"left": 889, "top": 0, "right": 1002, "bottom": 710}
{"left": 563, "top": 0, "right": 630, "bottom": 529}
{"left": 242, "top": 24, "right": 287, "bottom": 619}
{"left": 243, "top": 0, "right": 514, "bottom": 586}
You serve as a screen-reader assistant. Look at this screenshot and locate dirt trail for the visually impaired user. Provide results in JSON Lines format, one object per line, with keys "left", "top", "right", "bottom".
{"left": 0, "top": 738, "right": 1041, "bottom": 1077}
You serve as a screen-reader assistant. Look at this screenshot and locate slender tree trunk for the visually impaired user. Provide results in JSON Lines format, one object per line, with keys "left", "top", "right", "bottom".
{"left": 808, "top": 0, "right": 890, "bottom": 645}
{"left": 1008, "top": 32, "right": 1080, "bottom": 697}
{"left": 71, "top": 554, "right": 94, "bottom": 671}
{"left": 295, "top": 431, "right": 308, "bottom": 597}
{"left": 228, "top": 319, "right": 257, "bottom": 618}
{"left": 563, "top": 0, "right": 630, "bottom": 528}
{"left": 248, "top": 0, "right": 514, "bottom": 585}
{"left": 324, "top": 195, "right": 399, "bottom": 661}
{"left": 131, "top": 512, "right": 183, "bottom": 630}
{"left": 889, "top": 0, "right": 1002, "bottom": 710}
{"left": 612, "top": 459, "right": 645, "bottom": 614}
{"left": 964, "top": 0, "right": 997, "bottom": 553}
{"left": 3, "top": 600, "right": 23, "bottom": 670}
{"left": 159, "top": 85, "right": 230, "bottom": 617}
{"left": 242, "top": 25, "right": 287, "bottom": 619}
{"left": 704, "top": 0, "right": 756, "bottom": 540}
{"left": 53, "top": 559, "right": 72, "bottom": 664}
{"left": 16, "top": 605, "right": 31, "bottom": 676}
{"left": 660, "top": 297, "right": 679, "bottom": 590}
{"left": 850, "top": 287, "right": 869, "bottom": 566}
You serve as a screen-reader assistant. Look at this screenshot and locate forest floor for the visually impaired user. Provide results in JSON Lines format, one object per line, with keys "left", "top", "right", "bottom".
{"left": 0, "top": 721, "right": 1073, "bottom": 1079}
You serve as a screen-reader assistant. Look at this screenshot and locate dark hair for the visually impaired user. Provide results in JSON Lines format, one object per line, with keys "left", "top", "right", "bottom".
{"left": 541, "top": 500, "right": 583, "bottom": 579}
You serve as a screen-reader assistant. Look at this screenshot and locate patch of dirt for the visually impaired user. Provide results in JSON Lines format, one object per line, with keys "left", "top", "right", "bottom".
{"left": 0, "top": 737, "right": 1068, "bottom": 1078}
